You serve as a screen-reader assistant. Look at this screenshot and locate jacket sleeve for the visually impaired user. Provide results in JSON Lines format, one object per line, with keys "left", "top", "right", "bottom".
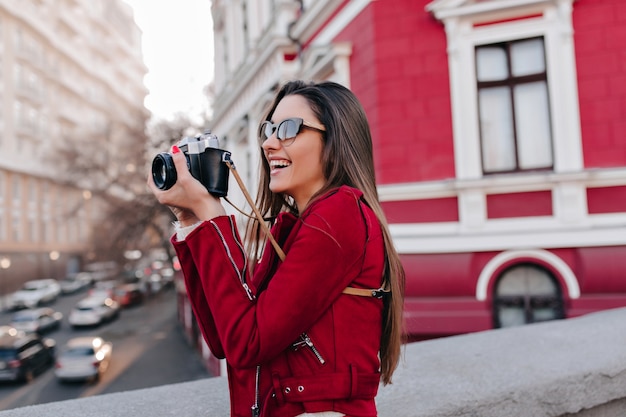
{"left": 172, "top": 234, "right": 225, "bottom": 359}
{"left": 178, "top": 189, "right": 370, "bottom": 369}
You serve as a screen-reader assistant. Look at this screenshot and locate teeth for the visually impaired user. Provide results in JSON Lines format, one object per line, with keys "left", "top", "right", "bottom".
{"left": 270, "top": 160, "right": 291, "bottom": 168}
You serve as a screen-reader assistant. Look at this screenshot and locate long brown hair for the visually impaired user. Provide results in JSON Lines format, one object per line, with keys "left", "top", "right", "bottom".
{"left": 245, "top": 80, "right": 405, "bottom": 385}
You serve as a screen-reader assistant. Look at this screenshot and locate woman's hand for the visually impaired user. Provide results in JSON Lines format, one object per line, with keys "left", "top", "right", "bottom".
{"left": 147, "top": 145, "right": 227, "bottom": 223}
{"left": 169, "top": 206, "right": 200, "bottom": 227}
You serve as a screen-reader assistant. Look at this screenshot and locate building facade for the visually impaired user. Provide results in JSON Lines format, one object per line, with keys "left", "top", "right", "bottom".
{"left": 0, "top": 0, "right": 148, "bottom": 289}
{"left": 202, "top": 0, "right": 626, "bottom": 342}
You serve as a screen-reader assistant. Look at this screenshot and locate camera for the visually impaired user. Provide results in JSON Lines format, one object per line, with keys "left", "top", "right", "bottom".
{"left": 151, "top": 131, "right": 231, "bottom": 197}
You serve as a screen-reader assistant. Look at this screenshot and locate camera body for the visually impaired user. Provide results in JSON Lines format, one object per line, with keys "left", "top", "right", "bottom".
{"left": 151, "top": 131, "right": 231, "bottom": 197}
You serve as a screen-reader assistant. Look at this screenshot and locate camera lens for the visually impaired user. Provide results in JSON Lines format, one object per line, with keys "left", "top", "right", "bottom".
{"left": 151, "top": 153, "right": 177, "bottom": 190}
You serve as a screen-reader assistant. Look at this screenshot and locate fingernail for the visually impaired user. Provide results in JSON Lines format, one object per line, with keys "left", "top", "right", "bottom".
{"left": 171, "top": 145, "right": 180, "bottom": 154}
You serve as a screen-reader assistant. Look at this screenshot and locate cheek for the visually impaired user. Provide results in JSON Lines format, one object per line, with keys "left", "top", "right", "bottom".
{"left": 303, "top": 154, "right": 325, "bottom": 183}
{"left": 286, "top": 137, "right": 325, "bottom": 180}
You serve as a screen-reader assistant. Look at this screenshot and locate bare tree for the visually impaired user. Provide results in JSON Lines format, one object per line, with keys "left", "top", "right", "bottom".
{"left": 49, "top": 114, "right": 205, "bottom": 270}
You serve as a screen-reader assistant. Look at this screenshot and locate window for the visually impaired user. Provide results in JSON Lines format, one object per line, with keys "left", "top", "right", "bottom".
{"left": 12, "top": 175, "right": 20, "bottom": 202}
{"left": 42, "top": 184, "right": 51, "bottom": 243}
{"left": 493, "top": 264, "right": 564, "bottom": 328}
{"left": 0, "top": 172, "right": 4, "bottom": 240}
{"left": 12, "top": 217, "right": 21, "bottom": 242}
{"left": 14, "top": 28, "right": 23, "bottom": 51}
{"left": 28, "top": 180, "right": 36, "bottom": 203}
{"left": 241, "top": 1, "right": 249, "bottom": 54}
{"left": 476, "top": 38, "right": 553, "bottom": 174}
{"left": 28, "top": 179, "right": 37, "bottom": 242}
{"left": 11, "top": 174, "right": 22, "bottom": 242}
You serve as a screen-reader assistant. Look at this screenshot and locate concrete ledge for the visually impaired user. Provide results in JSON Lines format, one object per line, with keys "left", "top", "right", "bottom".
{"left": 1, "top": 308, "right": 625, "bottom": 416}
{"left": 379, "top": 307, "right": 626, "bottom": 417}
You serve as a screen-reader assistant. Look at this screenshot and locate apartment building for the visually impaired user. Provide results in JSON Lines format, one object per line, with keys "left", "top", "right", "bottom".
{"left": 0, "top": 0, "right": 148, "bottom": 287}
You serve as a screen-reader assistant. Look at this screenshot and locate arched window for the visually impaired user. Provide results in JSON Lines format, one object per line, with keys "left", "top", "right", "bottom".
{"left": 493, "top": 263, "right": 564, "bottom": 328}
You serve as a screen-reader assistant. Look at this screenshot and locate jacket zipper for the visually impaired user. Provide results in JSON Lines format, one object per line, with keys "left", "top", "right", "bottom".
{"left": 208, "top": 220, "right": 260, "bottom": 415}
{"left": 251, "top": 365, "right": 260, "bottom": 417}
{"left": 291, "top": 333, "right": 326, "bottom": 364}
{"left": 209, "top": 219, "right": 255, "bottom": 301}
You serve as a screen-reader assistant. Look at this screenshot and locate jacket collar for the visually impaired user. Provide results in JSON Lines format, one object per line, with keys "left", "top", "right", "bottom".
{"left": 280, "top": 185, "right": 364, "bottom": 221}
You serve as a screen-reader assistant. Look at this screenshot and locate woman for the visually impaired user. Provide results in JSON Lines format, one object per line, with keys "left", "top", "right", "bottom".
{"left": 149, "top": 80, "right": 405, "bottom": 417}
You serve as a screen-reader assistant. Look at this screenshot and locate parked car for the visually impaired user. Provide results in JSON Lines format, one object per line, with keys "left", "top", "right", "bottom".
{"left": 88, "top": 280, "right": 118, "bottom": 299}
{"left": 10, "top": 308, "right": 63, "bottom": 334}
{"left": 54, "top": 336, "right": 112, "bottom": 382}
{"left": 0, "top": 326, "right": 56, "bottom": 383}
{"left": 159, "top": 267, "right": 175, "bottom": 288}
{"left": 8, "top": 279, "right": 61, "bottom": 310}
{"left": 148, "top": 272, "right": 164, "bottom": 293}
{"left": 114, "top": 284, "right": 143, "bottom": 308}
{"left": 59, "top": 273, "right": 92, "bottom": 295}
{"left": 74, "top": 272, "right": 95, "bottom": 286}
{"left": 68, "top": 296, "right": 120, "bottom": 328}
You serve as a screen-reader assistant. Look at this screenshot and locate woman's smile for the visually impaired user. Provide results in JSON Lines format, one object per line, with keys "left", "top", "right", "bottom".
{"left": 269, "top": 158, "right": 292, "bottom": 174}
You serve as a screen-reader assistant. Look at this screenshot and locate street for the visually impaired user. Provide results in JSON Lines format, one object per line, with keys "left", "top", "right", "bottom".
{"left": 0, "top": 286, "right": 211, "bottom": 411}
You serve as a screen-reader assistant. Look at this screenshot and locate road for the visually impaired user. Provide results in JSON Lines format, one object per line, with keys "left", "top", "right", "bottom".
{"left": 0, "top": 286, "right": 211, "bottom": 411}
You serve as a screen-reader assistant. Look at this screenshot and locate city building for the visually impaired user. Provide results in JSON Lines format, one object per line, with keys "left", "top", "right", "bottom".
{"left": 0, "top": 0, "right": 148, "bottom": 288}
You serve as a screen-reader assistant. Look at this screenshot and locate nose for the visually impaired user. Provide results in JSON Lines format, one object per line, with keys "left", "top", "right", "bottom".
{"left": 261, "top": 132, "right": 281, "bottom": 151}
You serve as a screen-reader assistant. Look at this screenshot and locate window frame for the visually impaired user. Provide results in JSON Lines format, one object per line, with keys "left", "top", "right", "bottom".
{"left": 475, "top": 36, "right": 555, "bottom": 174}
{"left": 492, "top": 263, "right": 565, "bottom": 328}
{"left": 427, "top": 0, "right": 582, "bottom": 181}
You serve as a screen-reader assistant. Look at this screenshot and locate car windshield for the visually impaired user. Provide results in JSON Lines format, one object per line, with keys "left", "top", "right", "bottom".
{"left": 76, "top": 306, "right": 95, "bottom": 312}
{"left": 64, "top": 347, "right": 95, "bottom": 357}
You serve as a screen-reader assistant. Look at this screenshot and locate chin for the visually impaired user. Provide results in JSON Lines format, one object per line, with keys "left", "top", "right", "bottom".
{"left": 269, "top": 182, "right": 286, "bottom": 194}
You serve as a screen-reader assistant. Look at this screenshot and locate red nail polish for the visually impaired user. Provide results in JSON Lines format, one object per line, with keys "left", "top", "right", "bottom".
{"left": 171, "top": 145, "right": 180, "bottom": 154}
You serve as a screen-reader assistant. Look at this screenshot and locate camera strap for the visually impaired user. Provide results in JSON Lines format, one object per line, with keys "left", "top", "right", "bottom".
{"left": 224, "top": 159, "right": 287, "bottom": 260}
{"left": 224, "top": 159, "right": 386, "bottom": 299}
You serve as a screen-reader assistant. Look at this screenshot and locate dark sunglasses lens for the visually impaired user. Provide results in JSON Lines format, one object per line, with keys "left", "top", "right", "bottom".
{"left": 277, "top": 119, "right": 300, "bottom": 140}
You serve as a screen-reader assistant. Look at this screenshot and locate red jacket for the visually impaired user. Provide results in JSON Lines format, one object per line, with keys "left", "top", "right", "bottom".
{"left": 173, "top": 186, "right": 385, "bottom": 417}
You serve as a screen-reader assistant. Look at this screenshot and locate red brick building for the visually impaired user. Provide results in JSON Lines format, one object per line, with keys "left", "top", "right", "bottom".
{"left": 202, "top": 0, "right": 626, "bottom": 343}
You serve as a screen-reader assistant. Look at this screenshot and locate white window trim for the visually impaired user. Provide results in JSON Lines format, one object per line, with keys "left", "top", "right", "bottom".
{"left": 427, "top": 0, "right": 582, "bottom": 181}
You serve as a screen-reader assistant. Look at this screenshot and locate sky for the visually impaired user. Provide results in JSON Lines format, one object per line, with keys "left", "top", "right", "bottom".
{"left": 122, "top": 0, "right": 214, "bottom": 121}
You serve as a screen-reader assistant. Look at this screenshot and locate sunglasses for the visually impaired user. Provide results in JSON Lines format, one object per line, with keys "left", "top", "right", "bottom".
{"left": 259, "top": 117, "right": 326, "bottom": 147}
